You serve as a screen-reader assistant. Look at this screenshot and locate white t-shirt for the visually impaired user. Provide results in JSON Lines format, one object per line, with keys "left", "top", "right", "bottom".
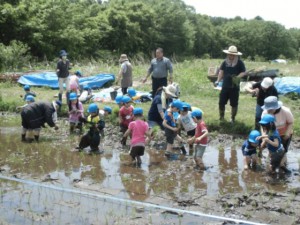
{"left": 177, "top": 111, "right": 196, "bottom": 132}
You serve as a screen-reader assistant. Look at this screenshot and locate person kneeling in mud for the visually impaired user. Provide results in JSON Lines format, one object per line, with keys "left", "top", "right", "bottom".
{"left": 77, "top": 103, "right": 105, "bottom": 154}
{"left": 122, "top": 108, "right": 151, "bottom": 166}
{"left": 187, "top": 109, "right": 208, "bottom": 171}
{"left": 241, "top": 130, "right": 261, "bottom": 170}
{"left": 257, "top": 114, "right": 287, "bottom": 173}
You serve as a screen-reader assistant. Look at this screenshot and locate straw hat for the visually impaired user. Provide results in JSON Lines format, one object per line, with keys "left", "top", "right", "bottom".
{"left": 223, "top": 46, "right": 242, "bottom": 55}
{"left": 261, "top": 96, "right": 282, "bottom": 110}
{"left": 163, "top": 85, "right": 177, "bottom": 98}
{"left": 119, "top": 54, "right": 129, "bottom": 63}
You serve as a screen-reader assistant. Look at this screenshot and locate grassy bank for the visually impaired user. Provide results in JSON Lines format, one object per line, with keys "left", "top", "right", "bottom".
{"left": 0, "top": 59, "right": 299, "bottom": 136}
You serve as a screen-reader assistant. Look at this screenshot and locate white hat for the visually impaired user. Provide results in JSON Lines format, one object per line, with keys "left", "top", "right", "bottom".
{"left": 163, "top": 85, "right": 177, "bottom": 98}
{"left": 261, "top": 96, "right": 282, "bottom": 110}
{"left": 261, "top": 77, "right": 273, "bottom": 89}
{"left": 223, "top": 45, "right": 242, "bottom": 55}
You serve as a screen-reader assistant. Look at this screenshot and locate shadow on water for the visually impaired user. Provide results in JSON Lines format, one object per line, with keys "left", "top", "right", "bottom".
{"left": 1, "top": 116, "right": 300, "bottom": 224}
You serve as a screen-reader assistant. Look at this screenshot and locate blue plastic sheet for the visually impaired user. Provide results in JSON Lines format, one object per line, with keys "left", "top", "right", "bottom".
{"left": 18, "top": 72, "right": 115, "bottom": 89}
{"left": 274, "top": 77, "right": 300, "bottom": 95}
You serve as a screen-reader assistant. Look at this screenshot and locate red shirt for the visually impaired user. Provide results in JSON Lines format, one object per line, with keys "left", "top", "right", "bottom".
{"left": 195, "top": 121, "right": 208, "bottom": 145}
{"left": 119, "top": 105, "right": 134, "bottom": 127}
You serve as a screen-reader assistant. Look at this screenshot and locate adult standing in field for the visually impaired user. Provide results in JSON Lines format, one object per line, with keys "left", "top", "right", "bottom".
{"left": 116, "top": 54, "right": 133, "bottom": 95}
{"left": 142, "top": 48, "right": 173, "bottom": 97}
{"left": 246, "top": 77, "right": 278, "bottom": 130}
{"left": 56, "top": 50, "right": 71, "bottom": 104}
{"left": 21, "top": 100, "right": 61, "bottom": 142}
{"left": 215, "top": 46, "right": 246, "bottom": 123}
{"left": 261, "top": 96, "right": 294, "bottom": 153}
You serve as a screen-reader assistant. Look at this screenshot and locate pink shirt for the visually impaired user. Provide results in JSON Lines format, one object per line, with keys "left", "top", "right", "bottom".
{"left": 128, "top": 119, "right": 149, "bottom": 146}
{"left": 69, "top": 102, "right": 84, "bottom": 123}
{"left": 69, "top": 75, "right": 79, "bottom": 90}
{"left": 195, "top": 121, "right": 208, "bottom": 145}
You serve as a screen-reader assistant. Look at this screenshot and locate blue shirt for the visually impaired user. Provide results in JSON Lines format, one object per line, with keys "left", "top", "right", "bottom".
{"left": 241, "top": 140, "right": 258, "bottom": 156}
{"left": 164, "top": 109, "right": 176, "bottom": 127}
{"left": 266, "top": 130, "right": 282, "bottom": 153}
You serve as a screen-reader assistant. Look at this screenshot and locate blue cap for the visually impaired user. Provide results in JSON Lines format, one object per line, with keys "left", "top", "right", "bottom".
{"left": 75, "top": 70, "right": 82, "bottom": 77}
{"left": 83, "top": 85, "right": 90, "bottom": 90}
{"left": 115, "top": 95, "right": 123, "bottom": 104}
{"left": 181, "top": 102, "right": 191, "bottom": 110}
{"left": 69, "top": 92, "right": 77, "bottom": 101}
{"left": 133, "top": 107, "right": 143, "bottom": 115}
{"left": 59, "top": 50, "right": 68, "bottom": 56}
{"left": 171, "top": 100, "right": 183, "bottom": 110}
{"left": 248, "top": 130, "right": 261, "bottom": 144}
{"left": 103, "top": 106, "right": 112, "bottom": 113}
{"left": 259, "top": 114, "right": 275, "bottom": 125}
{"left": 122, "top": 95, "right": 132, "bottom": 103}
{"left": 24, "top": 85, "right": 30, "bottom": 91}
{"left": 128, "top": 88, "right": 136, "bottom": 97}
{"left": 55, "top": 100, "right": 62, "bottom": 107}
{"left": 191, "top": 109, "right": 203, "bottom": 118}
{"left": 88, "top": 103, "right": 99, "bottom": 113}
{"left": 25, "top": 95, "right": 35, "bottom": 102}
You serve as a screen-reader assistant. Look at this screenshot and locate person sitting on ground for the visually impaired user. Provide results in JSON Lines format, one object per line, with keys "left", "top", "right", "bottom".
{"left": 68, "top": 92, "right": 84, "bottom": 134}
{"left": 163, "top": 100, "right": 182, "bottom": 154}
{"left": 21, "top": 100, "right": 61, "bottom": 142}
{"left": 187, "top": 109, "right": 209, "bottom": 171}
{"left": 119, "top": 96, "right": 134, "bottom": 146}
{"left": 21, "top": 85, "right": 36, "bottom": 101}
{"left": 246, "top": 77, "right": 278, "bottom": 129}
{"left": 69, "top": 70, "right": 82, "bottom": 95}
{"left": 122, "top": 108, "right": 151, "bottom": 166}
{"left": 16, "top": 95, "right": 35, "bottom": 111}
{"left": 241, "top": 130, "right": 261, "bottom": 170}
{"left": 77, "top": 103, "right": 105, "bottom": 154}
{"left": 257, "top": 114, "right": 287, "bottom": 173}
{"left": 79, "top": 85, "right": 93, "bottom": 103}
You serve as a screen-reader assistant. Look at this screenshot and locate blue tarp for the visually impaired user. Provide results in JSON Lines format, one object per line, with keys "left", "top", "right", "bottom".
{"left": 17, "top": 71, "right": 115, "bottom": 89}
{"left": 274, "top": 77, "right": 300, "bottom": 95}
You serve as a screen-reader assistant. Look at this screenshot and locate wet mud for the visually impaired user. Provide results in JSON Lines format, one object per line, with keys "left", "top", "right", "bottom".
{"left": 0, "top": 115, "right": 300, "bottom": 224}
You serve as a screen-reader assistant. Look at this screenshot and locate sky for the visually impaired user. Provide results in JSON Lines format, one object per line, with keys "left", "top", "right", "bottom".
{"left": 183, "top": 0, "right": 299, "bottom": 29}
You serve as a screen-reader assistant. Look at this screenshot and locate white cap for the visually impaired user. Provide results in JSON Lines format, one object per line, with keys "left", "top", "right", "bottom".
{"left": 261, "top": 77, "right": 273, "bottom": 89}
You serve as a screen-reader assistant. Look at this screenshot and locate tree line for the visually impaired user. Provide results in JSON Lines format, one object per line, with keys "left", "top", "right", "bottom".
{"left": 0, "top": 0, "right": 300, "bottom": 71}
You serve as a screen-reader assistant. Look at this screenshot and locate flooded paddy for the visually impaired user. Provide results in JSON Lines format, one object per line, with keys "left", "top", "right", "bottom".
{"left": 1, "top": 114, "right": 300, "bottom": 225}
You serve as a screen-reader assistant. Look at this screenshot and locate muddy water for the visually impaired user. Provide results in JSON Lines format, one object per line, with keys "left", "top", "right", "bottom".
{"left": 1, "top": 115, "right": 300, "bottom": 224}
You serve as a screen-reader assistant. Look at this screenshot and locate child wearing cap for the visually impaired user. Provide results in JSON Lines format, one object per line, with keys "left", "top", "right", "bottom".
{"left": 16, "top": 95, "right": 35, "bottom": 111}
{"left": 187, "top": 109, "right": 208, "bottom": 171}
{"left": 257, "top": 114, "right": 287, "bottom": 173}
{"left": 69, "top": 71, "right": 82, "bottom": 95}
{"left": 163, "top": 100, "right": 182, "bottom": 153}
{"left": 241, "top": 130, "right": 261, "bottom": 170}
{"left": 21, "top": 85, "right": 36, "bottom": 101}
{"left": 115, "top": 95, "right": 124, "bottom": 108}
{"left": 77, "top": 103, "right": 104, "bottom": 154}
{"left": 119, "top": 96, "right": 134, "bottom": 146}
{"left": 79, "top": 85, "right": 93, "bottom": 103}
{"left": 68, "top": 92, "right": 84, "bottom": 133}
{"left": 123, "top": 107, "right": 151, "bottom": 165}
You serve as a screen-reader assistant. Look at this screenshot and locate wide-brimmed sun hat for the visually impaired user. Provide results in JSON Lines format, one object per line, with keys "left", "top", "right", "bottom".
{"left": 163, "top": 85, "right": 177, "bottom": 98}
{"left": 119, "top": 54, "right": 129, "bottom": 63}
{"left": 223, "top": 45, "right": 242, "bottom": 55}
{"left": 261, "top": 77, "right": 273, "bottom": 89}
{"left": 261, "top": 96, "right": 282, "bottom": 110}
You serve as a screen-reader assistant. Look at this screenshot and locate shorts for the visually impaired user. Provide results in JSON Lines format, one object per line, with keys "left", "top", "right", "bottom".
{"left": 187, "top": 128, "right": 196, "bottom": 136}
{"left": 270, "top": 150, "right": 285, "bottom": 168}
{"left": 165, "top": 127, "right": 177, "bottom": 144}
{"left": 130, "top": 146, "right": 145, "bottom": 158}
{"left": 194, "top": 144, "right": 206, "bottom": 158}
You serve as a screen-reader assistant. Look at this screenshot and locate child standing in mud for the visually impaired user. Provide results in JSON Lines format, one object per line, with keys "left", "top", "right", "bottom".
{"left": 163, "top": 100, "right": 182, "bottom": 153}
{"left": 119, "top": 96, "right": 134, "bottom": 146}
{"left": 257, "top": 114, "right": 287, "bottom": 173}
{"left": 241, "top": 130, "right": 261, "bottom": 170}
{"left": 123, "top": 108, "right": 151, "bottom": 165}
{"left": 68, "top": 92, "right": 84, "bottom": 133}
{"left": 187, "top": 109, "right": 208, "bottom": 171}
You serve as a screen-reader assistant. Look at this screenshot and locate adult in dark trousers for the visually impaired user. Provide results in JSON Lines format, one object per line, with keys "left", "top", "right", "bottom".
{"left": 246, "top": 77, "right": 278, "bottom": 129}
{"left": 21, "top": 101, "right": 61, "bottom": 142}
{"left": 56, "top": 50, "right": 71, "bottom": 104}
{"left": 142, "top": 48, "right": 173, "bottom": 97}
{"left": 215, "top": 46, "right": 246, "bottom": 123}
{"left": 147, "top": 84, "right": 178, "bottom": 130}
{"left": 116, "top": 54, "right": 133, "bottom": 95}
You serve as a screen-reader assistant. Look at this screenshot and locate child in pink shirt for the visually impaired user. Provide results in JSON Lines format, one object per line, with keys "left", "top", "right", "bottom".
{"left": 68, "top": 92, "right": 84, "bottom": 133}
{"left": 69, "top": 71, "right": 81, "bottom": 94}
{"left": 119, "top": 95, "right": 134, "bottom": 146}
{"left": 123, "top": 108, "right": 151, "bottom": 165}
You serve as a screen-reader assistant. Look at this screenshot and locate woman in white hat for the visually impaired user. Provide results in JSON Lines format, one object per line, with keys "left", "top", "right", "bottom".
{"left": 261, "top": 96, "right": 294, "bottom": 153}
{"left": 246, "top": 77, "right": 278, "bottom": 129}
{"left": 215, "top": 46, "right": 246, "bottom": 123}
{"left": 116, "top": 54, "right": 133, "bottom": 95}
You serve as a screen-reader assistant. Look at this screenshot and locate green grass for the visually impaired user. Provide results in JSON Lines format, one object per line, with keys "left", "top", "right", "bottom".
{"left": 0, "top": 59, "right": 299, "bottom": 136}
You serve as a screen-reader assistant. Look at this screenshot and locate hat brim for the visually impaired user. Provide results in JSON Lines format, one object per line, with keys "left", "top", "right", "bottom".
{"left": 223, "top": 50, "right": 242, "bottom": 55}
{"left": 163, "top": 87, "right": 177, "bottom": 98}
{"left": 261, "top": 101, "right": 282, "bottom": 110}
